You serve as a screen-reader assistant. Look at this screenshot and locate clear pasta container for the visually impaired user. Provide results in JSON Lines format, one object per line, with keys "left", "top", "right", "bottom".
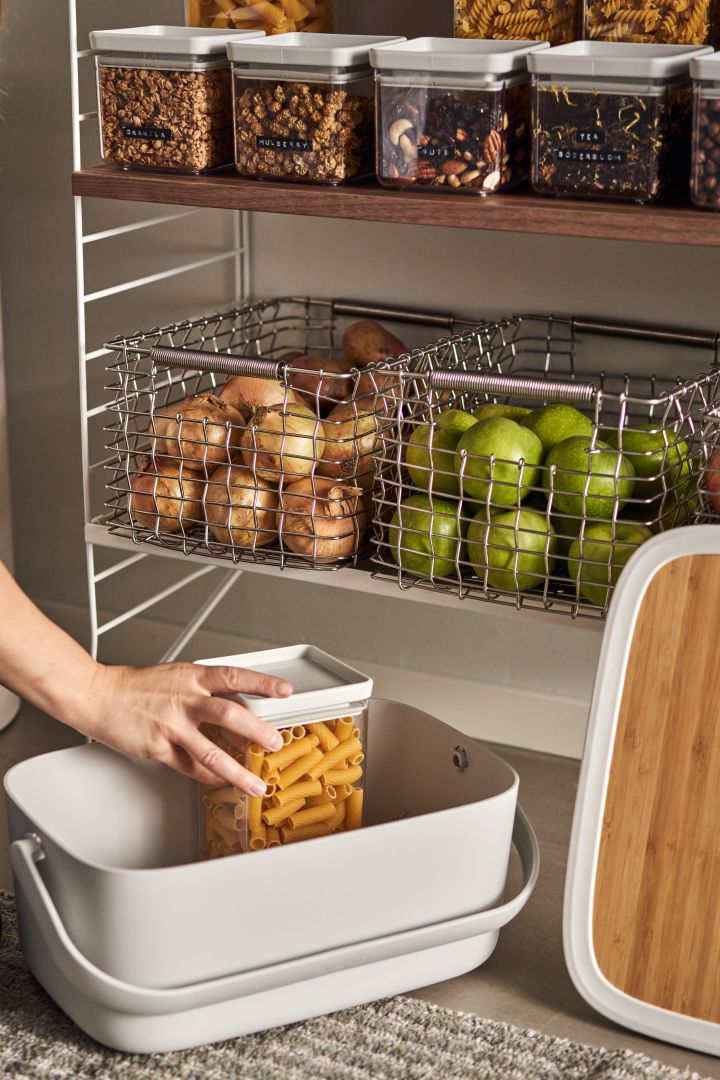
{"left": 228, "top": 33, "right": 404, "bottom": 184}
{"left": 529, "top": 42, "right": 711, "bottom": 202}
{"left": 195, "top": 646, "right": 372, "bottom": 857}
{"left": 185, "top": 0, "right": 333, "bottom": 35}
{"left": 371, "top": 38, "right": 549, "bottom": 195}
{"left": 90, "top": 26, "right": 264, "bottom": 175}
{"left": 583, "top": 0, "right": 720, "bottom": 45}
{"left": 691, "top": 52, "right": 720, "bottom": 209}
{"left": 454, "top": 0, "right": 578, "bottom": 46}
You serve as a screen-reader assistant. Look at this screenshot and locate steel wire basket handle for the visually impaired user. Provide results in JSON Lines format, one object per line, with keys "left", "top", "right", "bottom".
{"left": 149, "top": 346, "right": 286, "bottom": 381}
{"left": 427, "top": 370, "right": 598, "bottom": 405}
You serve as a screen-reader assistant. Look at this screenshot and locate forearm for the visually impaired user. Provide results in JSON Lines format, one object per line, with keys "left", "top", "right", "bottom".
{"left": 0, "top": 560, "right": 98, "bottom": 727}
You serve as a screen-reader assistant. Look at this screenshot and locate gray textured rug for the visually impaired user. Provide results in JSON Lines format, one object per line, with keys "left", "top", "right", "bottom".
{"left": 0, "top": 891, "right": 710, "bottom": 1079}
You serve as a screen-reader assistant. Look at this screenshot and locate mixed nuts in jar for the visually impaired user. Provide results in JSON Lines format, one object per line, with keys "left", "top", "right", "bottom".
{"left": 228, "top": 33, "right": 404, "bottom": 184}
{"left": 90, "top": 26, "right": 265, "bottom": 175}
{"left": 371, "top": 39, "right": 549, "bottom": 194}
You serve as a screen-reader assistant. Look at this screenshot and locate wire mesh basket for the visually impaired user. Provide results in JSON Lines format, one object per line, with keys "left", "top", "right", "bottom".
{"left": 103, "top": 296, "right": 458, "bottom": 571}
{"left": 372, "top": 313, "right": 720, "bottom": 618}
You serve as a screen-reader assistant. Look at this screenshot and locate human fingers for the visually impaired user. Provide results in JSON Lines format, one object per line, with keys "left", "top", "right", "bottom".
{"left": 159, "top": 744, "right": 228, "bottom": 787}
{"left": 200, "top": 694, "right": 283, "bottom": 754}
{"left": 176, "top": 725, "right": 267, "bottom": 796}
{"left": 198, "top": 664, "right": 293, "bottom": 700}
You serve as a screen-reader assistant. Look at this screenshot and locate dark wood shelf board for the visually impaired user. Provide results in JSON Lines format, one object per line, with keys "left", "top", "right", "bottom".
{"left": 72, "top": 164, "right": 720, "bottom": 247}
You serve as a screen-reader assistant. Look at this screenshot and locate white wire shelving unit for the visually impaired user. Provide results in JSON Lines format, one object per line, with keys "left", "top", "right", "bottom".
{"left": 69, "top": 0, "right": 255, "bottom": 662}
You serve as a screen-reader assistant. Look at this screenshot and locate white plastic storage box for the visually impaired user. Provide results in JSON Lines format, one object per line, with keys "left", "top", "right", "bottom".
{"left": 5, "top": 698, "right": 537, "bottom": 1053}
{"left": 227, "top": 33, "right": 405, "bottom": 183}
{"left": 195, "top": 645, "right": 373, "bottom": 856}
{"left": 529, "top": 42, "right": 712, "bottom": 202}
{"left": 371, "top": 38, "right": 549, "bottom": 194}
{"left": 90, "top": 26, "right": 265, "bottom": 174}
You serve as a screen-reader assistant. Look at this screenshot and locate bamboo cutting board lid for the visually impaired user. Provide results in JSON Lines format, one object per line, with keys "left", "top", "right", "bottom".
{"left": 564, "top": 527, "right": 720, "bottom": 1058}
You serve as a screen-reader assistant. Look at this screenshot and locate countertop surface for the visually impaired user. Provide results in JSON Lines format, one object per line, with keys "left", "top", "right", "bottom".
{"left": 1, "top": 706, "right": 717, "bottom": 1077}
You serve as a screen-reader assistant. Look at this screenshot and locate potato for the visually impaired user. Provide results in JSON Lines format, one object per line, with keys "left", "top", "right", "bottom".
{"left": 341, "top": 320, "right": 408, "bottom": 368}
{"left": 286, "top": 354, "right": 355, "bottom": 415}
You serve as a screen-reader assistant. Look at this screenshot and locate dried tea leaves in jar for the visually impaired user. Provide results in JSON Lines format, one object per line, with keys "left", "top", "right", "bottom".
{"left": 532, "top": 83, "right": 693, "bottom": 201}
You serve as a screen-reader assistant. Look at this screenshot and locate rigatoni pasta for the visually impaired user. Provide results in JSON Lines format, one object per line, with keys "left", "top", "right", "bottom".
{"left": 199, "top": 714, "right": 365, "bottom": 858}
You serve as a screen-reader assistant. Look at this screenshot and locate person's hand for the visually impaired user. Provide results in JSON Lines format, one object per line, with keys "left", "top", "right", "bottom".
{"left": 73, "top": 663, "right": 292, "bottom": 795}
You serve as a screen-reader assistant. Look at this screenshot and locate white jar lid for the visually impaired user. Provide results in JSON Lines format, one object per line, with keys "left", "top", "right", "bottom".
{"left": 691, "top": 51, "right": 720, "bottom": 81}
{"left": 370, "top": 37, "right": 550, "bottom": 76}
{"left": 227, "top": 32, "right": 406, "bottom": 69}
{"left": 194, "top": 644, "right": 373, "bottom": 723}
{"left": 528, "top": 41, "right": 712, "bottom": 79}
{"left": 89, "top": 25, "right": 265, "bottom": 57}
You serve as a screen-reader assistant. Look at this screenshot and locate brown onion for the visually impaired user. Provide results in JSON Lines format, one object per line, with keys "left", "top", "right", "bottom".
{"left": 128, "top": 457, "right": 205, "bottom": 534}
{"left": 278, "top": 477, "right": 371, "bottom": 563}
{"left": 220, "top": 373, "right": 302, "bottom": 420}
{"left": 155, "top": 392, "right": 243, "bottom": 469}
{"left": 240, "top": 403, "right": 326, "bottom": 483}
{"left": 205, "top": 465, "right": 278, "bottom": 549}
{"left": 318, "top": 400, "right": 381, "bottom": 483}
{"left": 286, "top": 355, "right": 355, "bottom": 415}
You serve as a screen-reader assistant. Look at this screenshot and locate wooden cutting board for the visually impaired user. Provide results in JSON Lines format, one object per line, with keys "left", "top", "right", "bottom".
{"left": 564, "top": 531, "right": 720, "bottom": 1055}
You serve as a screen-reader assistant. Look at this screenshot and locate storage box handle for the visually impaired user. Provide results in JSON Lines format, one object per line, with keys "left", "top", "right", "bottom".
{"left": 427, "top": 369, "right": 597, "bottom": 405}
{"left": 10, "top": 805, "right": 538, "bottom": 1016}
{"left": 149, "top": 346, "right": 286, "bottom": 381}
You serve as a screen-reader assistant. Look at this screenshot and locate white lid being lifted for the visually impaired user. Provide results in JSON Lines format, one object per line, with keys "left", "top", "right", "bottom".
{"left": 370, "top": 37, "right": 550, "bottom": 76}
{"left": 227, "top": 32, "right": 406, "bottom": 69}
{"left": 194, "top": 644, "right": 373, "bottom": 723}
{"left": 690, "top": 51, "right": 720, "bottom": 81}
{"left": 528, "top": 41, "right": 712, "bottom": 79}
{"left": 89, "top": 25, "right": 265, "bottom": 57}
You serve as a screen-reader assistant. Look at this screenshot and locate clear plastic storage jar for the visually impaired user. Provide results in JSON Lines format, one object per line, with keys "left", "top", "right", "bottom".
{"left": 583, "top": 0, "right": 719, "bottom": 45}
{"left": 195, "top": 646, "right": 372, "bottom": 857}
{"left": 529, "top": 42, "right": 711, "bottom": 202}
{"left": 90, "top": 26, "right": 264, "bottom": 174}
{"left": 185, "top": 0, "right": 333, "bottom": 35}
{"left": 691, "top": 52, "right": 720, "bottom": 208}
{"left": 228, "top": 33, "right": 404, "bottom": 184}
{"left": 371, "top": 38, "right": 549, "bottom": 195}
{"left": 454, "top": 0, "right": 578, "bottom": 46}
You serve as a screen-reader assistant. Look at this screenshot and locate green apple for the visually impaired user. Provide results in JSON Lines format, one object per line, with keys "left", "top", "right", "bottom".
{"left": 545, "top": 436, "right": 635, "bottom": 519}
{"left": 388, "top": 493, "right": 462, "bottom": 578}
{"left": 455, "top": 417, "right": 543, "bottom": 507}
{"left": 467, "top": 508, "right": 557, "bottom": 592}
{"left": 569, "top": 521, "right": 653, "bottom": 608}
{"left": 607, "top": 424, "right": 691, "bottom": 497}
{"left": 521, "top": 404, "right": 594, "bottom": 457}
{"left": 406, "top": 410, "right": 478, "bottom": 496}
{"left": 472, "top": 403, "right": 532, "bottom": 423}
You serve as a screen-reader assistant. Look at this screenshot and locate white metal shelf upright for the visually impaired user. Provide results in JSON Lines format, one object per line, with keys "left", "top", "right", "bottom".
{"left": 69, "top": 0, "right": 247, "bottom": 662}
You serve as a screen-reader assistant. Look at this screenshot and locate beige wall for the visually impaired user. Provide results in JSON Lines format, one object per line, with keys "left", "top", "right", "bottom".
{"left": 1, "top": 0, "right": 716, "bottom": 752}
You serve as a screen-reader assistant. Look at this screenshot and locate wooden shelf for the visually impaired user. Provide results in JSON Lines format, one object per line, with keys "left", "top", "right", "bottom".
{"left": 72, "top": 164, "right": 720, "bottom": 246}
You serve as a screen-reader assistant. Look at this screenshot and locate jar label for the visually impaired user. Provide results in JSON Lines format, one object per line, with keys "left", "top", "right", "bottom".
{"left": 576, "top": 130, "right": 606, "bottom": 144}
{"left": 418, "top": 145, "right": 453, "bottom": 160}
{"left": 121, "top": 125, "right": 173, "bottom": 142}
{"left": 256, "top": 135, "right": 314, "bottom": 153}
{"left": 553, "top": 148, "right": 627, "bottom": 164}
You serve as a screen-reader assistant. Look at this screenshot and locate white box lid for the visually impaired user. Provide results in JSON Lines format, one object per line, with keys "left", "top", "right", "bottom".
{"left": 371, "top": 37, "right": 550, "bottom": 76}
{"left": 227, "top": 32, "right": 406, "bottom": 69}
{"left": 528, "top": 41, "right": 712, "bottom": 79}
{"left": 691, "top": 52, "right": 720, "bottom": 80}
{"left": 89, "top": 25, "right": 266, "bottom": 57}
{"left": 194, "top": 644, "right": 373, "bottom": 722}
